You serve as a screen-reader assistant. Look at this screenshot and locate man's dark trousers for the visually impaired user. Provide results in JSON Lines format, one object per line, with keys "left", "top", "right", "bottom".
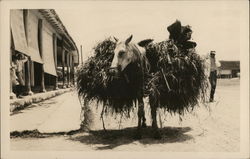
{"left": 209, "top": 70, "right": 217, "bottom": 101}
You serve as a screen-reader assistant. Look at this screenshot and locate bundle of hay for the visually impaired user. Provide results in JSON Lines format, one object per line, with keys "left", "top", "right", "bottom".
{"left": 144, "top": 20, "right": 208, "bottom": 115}
{"left": 76, "top": 38, "right": 139, "bottom": 115}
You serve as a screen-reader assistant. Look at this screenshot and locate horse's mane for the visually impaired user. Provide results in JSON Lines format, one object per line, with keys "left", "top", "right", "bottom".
{"left": 127, "top": 43, "right": 150, "bottom": 73}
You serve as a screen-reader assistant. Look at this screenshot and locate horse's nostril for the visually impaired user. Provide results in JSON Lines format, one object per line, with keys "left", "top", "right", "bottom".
{"left": 109, "top": 68, "right": 118, "bottom": 75}
{"left": 117, "top": 65, "right": 122, "bottom": 71}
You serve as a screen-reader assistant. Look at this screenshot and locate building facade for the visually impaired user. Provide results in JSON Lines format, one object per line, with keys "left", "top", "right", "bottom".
{"left": 218, "top": 61, "right": 240, "bottom": 78}
{"left": 10, "top": 9, "right": 79, "bottom": 99}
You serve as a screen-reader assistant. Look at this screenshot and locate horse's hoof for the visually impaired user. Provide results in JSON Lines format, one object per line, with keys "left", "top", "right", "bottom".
{"left": 142, "top": 123, "right": 147, "bottom": 128}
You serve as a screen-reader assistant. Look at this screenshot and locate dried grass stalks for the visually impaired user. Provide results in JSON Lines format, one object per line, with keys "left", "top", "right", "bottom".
{"left": 76, "top": 38, "right": 138, "bottom": 116}
{"left": 77, "top": 33, "right": 208, "bottom": 116}
{"left": 145, "top": 40, "right": 208, "bottom": 115}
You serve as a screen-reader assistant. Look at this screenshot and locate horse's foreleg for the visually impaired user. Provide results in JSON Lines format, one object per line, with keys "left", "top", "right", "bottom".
{"left": 150, "top": 103, "right": 158, "bottom": 129}
{"left": 137, "top": 102, "right": 142, "bottom": 129}
{"left": 149, "top": 96, "right": 157, "bottom": 128}
{"left": 138, "top": 98, "right": 146, "bottom": 128}
{"left": 149, "top": 97, "right": 161, "bottom": 139}
{"left": 135, "top": 98, "right": 146, "bottom": 139}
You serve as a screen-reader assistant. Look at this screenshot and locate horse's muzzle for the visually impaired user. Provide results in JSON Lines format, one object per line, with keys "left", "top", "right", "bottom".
{"left": 108, "top": 67, "right": 124, "bottom": 80}
{"left": 108, "top": 67, "right": 119, "bottom": 76}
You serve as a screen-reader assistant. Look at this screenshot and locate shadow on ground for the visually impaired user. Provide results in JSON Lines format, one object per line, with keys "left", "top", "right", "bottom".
{"left": 69, "top": 126, "right": 193, "bottom": 150}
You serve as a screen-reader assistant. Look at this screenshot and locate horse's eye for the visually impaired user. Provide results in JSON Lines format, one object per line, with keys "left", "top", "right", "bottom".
{"left": 118, "top": 51, "right": 125, "bottom": 57}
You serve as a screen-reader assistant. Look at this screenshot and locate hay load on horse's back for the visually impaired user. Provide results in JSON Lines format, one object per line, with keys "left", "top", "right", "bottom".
{"left": 76, "top": 37, "right": 149, "bottom": 116}
{"left": 76, "top": 20, "right": 208, "bottom": 138}
{"left": 143, "top": 20, "right": 208, "bottom": 115}
{"left": 77, "top": 36, "right": 150, "bottom": 137}
{"left": 76, "top": 39, "right": 116, "bottom": 107}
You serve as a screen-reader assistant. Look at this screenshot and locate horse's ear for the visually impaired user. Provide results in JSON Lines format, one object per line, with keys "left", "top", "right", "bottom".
{"left": 113, "top": 36, "right": 119, "bottom": 42}
{"left": 138, "top": 39, "right": 154, "bottom": 47}
{"left": 125, "top": 35, "right": 133, "bottom": 45}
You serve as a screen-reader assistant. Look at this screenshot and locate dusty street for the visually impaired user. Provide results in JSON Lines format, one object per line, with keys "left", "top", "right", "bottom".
{"left": 10, "top": 78, "right": 240, "bottom": 152}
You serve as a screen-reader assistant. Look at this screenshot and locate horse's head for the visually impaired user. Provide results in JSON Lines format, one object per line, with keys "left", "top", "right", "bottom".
{"left": 110, "top": 35, "right": 137, "bottom": 74}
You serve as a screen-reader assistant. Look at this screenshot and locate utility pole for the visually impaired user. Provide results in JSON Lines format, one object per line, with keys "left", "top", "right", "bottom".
{"left": 80, "top": 45, "right": 83, "bottom": 65}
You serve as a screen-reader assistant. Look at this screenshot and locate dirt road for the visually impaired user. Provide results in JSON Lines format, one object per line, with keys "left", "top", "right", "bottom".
{"left": 11, "top": 78, "right": 240, "bottom": 152}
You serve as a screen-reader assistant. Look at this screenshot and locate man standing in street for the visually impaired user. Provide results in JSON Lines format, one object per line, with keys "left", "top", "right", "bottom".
{"left": 209, "top": 51, "right": 220, "bottom": 102}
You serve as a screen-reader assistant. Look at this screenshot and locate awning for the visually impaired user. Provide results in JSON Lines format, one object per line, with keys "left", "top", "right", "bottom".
{"left": 42, "top": 27, "right": 57, "bottom": 76}
{"left": 27, "top": 11, "right": 43, "bottom": 64}
{"left": 10, "top": 10, "right": 29, "bottom": 56}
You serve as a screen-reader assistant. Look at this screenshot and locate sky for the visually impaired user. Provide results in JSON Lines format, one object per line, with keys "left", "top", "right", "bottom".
{"left": 56, "top": 1, "right": 245, "bottom": 62}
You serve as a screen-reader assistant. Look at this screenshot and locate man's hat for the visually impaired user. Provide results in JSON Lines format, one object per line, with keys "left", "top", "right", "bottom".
{"left": 210, "top": 51, "right": 216, "bottom": 55}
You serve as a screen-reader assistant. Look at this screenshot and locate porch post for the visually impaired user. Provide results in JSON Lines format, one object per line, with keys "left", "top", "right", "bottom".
{"left": 67, "top": 53, "right": 70, "bottom": 87}
{"left": 67, "top": 65, "right": 70, "bottom": 87}
{"left": 72, "top": 66, "right": 75, "bottom": 86}
{"left": 72, "top": 56, "right": 75, "bottom": 86}
{"left": 30, "top": 61, "right": 34, "bottom": 87}
{"left": 38, "top": 19, "right": 46, "bottom": 92}
{"left": 25, "top": 57, "right": 33, "bottom": 95}
{"left": 62, "top": 47, "right": 66, "bottom": 88}
{"left": 53, "top": 33, "right": 58, "bottom": 90}
{"left": 41, "top": 65, "right": 46, "bottom": 92}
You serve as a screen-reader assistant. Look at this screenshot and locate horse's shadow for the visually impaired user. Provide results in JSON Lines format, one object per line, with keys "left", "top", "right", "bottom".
{"left": 69, "top": 126, "right": 193, "bottom": 150}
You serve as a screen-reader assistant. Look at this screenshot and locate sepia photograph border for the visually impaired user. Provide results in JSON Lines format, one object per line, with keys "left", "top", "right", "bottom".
{"left": 1, "top": 0, "right": 249, "bottom": 159}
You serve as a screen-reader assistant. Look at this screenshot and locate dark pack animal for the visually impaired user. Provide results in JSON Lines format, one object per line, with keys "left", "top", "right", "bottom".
{"left": 77, "top": 21, "right": 207, "bottom": 139}
{"left": 110, "top": 27, "right": 207, "bottom": 138}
